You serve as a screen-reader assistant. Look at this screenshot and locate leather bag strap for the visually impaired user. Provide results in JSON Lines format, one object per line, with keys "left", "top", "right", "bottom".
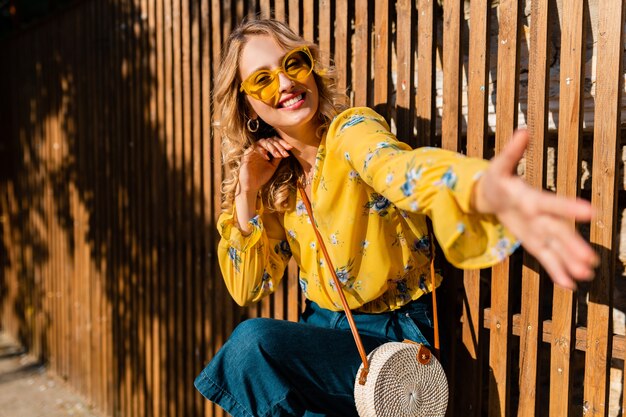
{"left": 297, "top": 182, "right": 440, "bottom": 384}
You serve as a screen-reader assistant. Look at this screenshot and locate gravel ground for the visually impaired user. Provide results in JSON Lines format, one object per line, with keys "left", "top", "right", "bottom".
{"left": 0, "top": 332, "right": 100, "bottom": 417}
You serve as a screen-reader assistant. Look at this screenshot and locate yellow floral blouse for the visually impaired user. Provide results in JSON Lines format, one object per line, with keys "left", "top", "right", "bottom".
{"left": 217, "top": 107, "right": 519, "bottom": 313}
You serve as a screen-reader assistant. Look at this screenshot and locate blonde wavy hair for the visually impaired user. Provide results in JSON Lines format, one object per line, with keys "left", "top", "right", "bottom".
{"left": 215, "top": 18, "right": 348, "bottom": 213}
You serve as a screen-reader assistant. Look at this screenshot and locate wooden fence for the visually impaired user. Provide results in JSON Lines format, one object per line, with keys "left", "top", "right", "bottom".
{"left": 1, "top": 0, "right": 625, "bottom": 416}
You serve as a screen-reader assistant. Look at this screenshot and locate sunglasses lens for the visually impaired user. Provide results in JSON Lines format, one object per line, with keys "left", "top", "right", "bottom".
{"left": 247, "top": 75, "right": 277, "bottom": 101}
{"left": 284, "top": 50, "right": 313, "bottom": 80}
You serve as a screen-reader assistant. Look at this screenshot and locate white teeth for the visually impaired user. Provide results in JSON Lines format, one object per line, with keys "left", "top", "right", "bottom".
{"left": 281, "top": 94, "right": 303, "bottom": 108}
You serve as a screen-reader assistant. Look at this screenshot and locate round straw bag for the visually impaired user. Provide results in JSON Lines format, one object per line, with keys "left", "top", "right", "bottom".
{"left": 298, "top": 182, "right": 449, "bottom": 417}
{"left": 353, "top": 341, "right": 448, "bottom": 417}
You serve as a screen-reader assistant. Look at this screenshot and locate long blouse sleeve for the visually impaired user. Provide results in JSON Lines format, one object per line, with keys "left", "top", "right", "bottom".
{"left": 326, "top": 107, "right": 519, "bottom": 269}
{"left": 216, "top": 201, "right": 292, "bottom": 306}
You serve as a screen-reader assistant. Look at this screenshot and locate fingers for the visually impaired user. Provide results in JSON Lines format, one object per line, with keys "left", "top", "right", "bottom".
{"left": 534, "top": 193, "right": 594, "bottom": 222}
{"left": 490, "top": 129, "right": 529, "bottom": 176}
{"left": 531, "top": 246, "right": 578, "bottom": 290}
{"left": 545, "top": 222, "right": 597, "bottom": 280}
{"left": 517, "top": 213, "right": 597, "bottom": 290}
{"left": 257, "top": 137, "right": 293, "bottom": 159}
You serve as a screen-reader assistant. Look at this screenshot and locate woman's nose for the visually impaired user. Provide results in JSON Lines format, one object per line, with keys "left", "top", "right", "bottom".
{"left": 277, "top": 71, "right": 295, "bottom": 93}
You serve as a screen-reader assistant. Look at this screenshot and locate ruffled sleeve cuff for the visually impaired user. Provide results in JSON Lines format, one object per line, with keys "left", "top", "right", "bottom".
{"left": 429, "top": 157, "right": 520, "bottom": 269}
{"left": 217, "top": 201, "right": 265, "bottom": 253}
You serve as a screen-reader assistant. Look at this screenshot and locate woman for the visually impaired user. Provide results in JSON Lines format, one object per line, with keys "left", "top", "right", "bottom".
{"left": 195, "top": 18, "right": 597, "bottom": 417}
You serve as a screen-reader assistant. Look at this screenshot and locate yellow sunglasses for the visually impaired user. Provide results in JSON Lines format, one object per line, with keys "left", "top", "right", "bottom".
{"left": 239, "top": 46, "right": 315, "bottom": 103}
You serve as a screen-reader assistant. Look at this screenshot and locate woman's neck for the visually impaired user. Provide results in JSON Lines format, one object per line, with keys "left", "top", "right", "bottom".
{"left": 278, "top": 120, "right": 321, "bottom": 172}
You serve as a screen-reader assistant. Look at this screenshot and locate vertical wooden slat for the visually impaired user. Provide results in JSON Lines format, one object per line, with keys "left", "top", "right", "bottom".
{"left": 260, "top": 291, "right": 272, "bottom": 318}
{"left": 77, "top": 6, "right": 90, "bottom": 399}
{"left": 353, "top": 0, "right": 368, "bottom": 107}
{"left": 211, "top": 1, "right": 225, "bottom": 416}
{"left": 441, "top": 0, "right": 462, "bottom": 151}
{"left": 103, "top": 3, "right": 115, "bottom": 413}
{"left": 489, "top": 1, "right": 520, "bottom": 416}
{"left": 80, "top": 3, "right": 92, "bottom": 403}
{"left": 130, "top": 1, "right": 141, "bottom": 414}
{"left": 139, "top": 0, "right": 152, "bottom": 415}
{"left": 302, "top": 0, "right": 314, "bottom": 42}
{"left": 164, "top": 0, "right": 176, "bottom": 413}
{"left": 111, "top": 1, "right": 124, "bottom": 412}
{"left": 153, "top": 0, "right": 165, "bottom": 414}
{"left": 550, "top": 0, "right": 585, "bottom": 415}
{"left": 373, "top": 0, "right": 389, "bottom": 118}
{"left": 133, "top": 1, "right": 143, "bottom": 413}
{"left": 120, "top": 2, "right": 133, "bottom": 414}
{"left": 51, "top": 13, "right": 61, "bottom": 384}
{"left": 334, "top": 0, "right": 349, "bottom": 96}
{"left": 585, "top": 0, "right": 624, "bottom": 415}
{"left": 459, "top": 0, "right": 490, "bottom": 415}
{"left": 288, "top": 0, "right": 299, "bottom": 33}
{"left": 518, "top": 1, "right": 552, "bottom": 416}
{"left": 190, "top": 0, "right": 203, "bottom": 413}
{"left": 100, "top": 0, "right": 110, "bottom": 408}
{"left": 88, "top": 0, "right": 103, "bottom": 409}
{"left": 275, "top": 0, "right": 286, "bottom": 22}
{"left": 416, "top": 0, "right": 435, "bottom": 145}
{"left": 173, "top": 0, "right": 185, "bottom": 414}
{"left": 53, "top": 16, "right": 64, "bottom": 387}
{"left": 318, "top": 0, "right": 331, "bottom": 67}
{"left": 120, "top": 2, "right": 132, "bottom": 413}
{"left": 95, "top": 4, "right": 104, "bottom": 411}
{"left": 139, "top": 0, "right": 150, "bottom": 414}
{"left": 260, "top": 0, "right": 270, "bottom": 18}
{"left": 181, "top": 0, "right": 195, "bottom": 412}
{"left": 199, "top": 1, "right": 214, "bottom": 415}
{"left": 286, "top": 258, "right": 300, "bottom": 322}
{"left": 68, "top": 10, "right": 79, "bottom": 393}
{"left": 55, "top": 16, "right": 68, "bottom": 386}
{"left": 396, "top": 0, "right": 413, "bottom": 142}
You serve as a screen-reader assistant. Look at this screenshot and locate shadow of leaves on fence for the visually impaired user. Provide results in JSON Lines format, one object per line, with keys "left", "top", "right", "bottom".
{"left": 0, "top": 1, "right": 256, "bottom": 416}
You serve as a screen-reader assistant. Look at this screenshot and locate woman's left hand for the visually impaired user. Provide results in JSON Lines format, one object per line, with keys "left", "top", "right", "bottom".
{"left": 472, "top": 129, "right": 599, "bottom": 290}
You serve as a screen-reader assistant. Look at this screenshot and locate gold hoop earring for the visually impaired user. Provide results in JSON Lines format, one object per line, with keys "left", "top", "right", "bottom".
{"left": 247, "top": 118, "right": 259, "bottom": 133}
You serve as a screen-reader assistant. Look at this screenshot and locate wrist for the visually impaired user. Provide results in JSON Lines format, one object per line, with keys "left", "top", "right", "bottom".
{"left": 237, "top": 178, "right": 260, "bottom": 195}
{"left": 470, "top": 175, "right": 488, "bottom": 214}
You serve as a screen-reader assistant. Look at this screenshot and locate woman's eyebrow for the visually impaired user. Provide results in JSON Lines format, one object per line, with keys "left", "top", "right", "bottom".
{"left": 247, "top": 51, "right": 289, "bottom": 74}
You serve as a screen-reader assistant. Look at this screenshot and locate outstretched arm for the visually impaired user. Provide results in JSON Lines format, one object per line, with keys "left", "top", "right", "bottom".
{"left": 471, "top": 129, "right": 598, "bottom": 290}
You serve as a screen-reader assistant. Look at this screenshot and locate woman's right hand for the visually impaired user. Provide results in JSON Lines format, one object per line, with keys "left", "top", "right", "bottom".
{"left": 235, "top": 137, "right": 293, "bottom": 235}
{"left": 238, "top": 136, "right": 294, "bottom": 193}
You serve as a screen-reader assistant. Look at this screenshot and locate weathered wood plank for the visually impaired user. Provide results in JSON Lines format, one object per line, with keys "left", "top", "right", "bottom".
{"left": 551, "top": 0, "right": 585, "bottom": 414}
{"left": 489, "top": 1, "right": 521, "bottom": 416}
{"left": 585, "top": 0, "right": 624, "bottom": 415}
{"left": 181, "top": 0, "right": 194, "bottom": 413}
{"left": 441, "top": 0, "right": 462, "bottom": 151}
{"left": 190, "top": 0, "right": 203, "bottom": 413}
{"left": 289, "top": 0, "right": 299, "bottom": 33}
{"left": 153, "top": 0, "right": 166, "bottom": 414}
{"left": 353, "top": 0, "right": 368, "bottom": 106}
{"left": 416, "top": 0, "right": 435, "bottom": 145}
{"left": 334, "top": 0, "right": 349, "bottom": 95}
{"left": 200, "top": 0, "right": 214, "bottom": 414}
{"left": 318, "top": 0, "right": 331, "bottom": 67}
{"left": 302, "top": 0, "right": 314, "bottom": 42}
{"left": 517, "top": 1, "right": 552, "bottom": 416}
{"left": 373, "top": 0, "right": 389, "bottom": 118}
{"left": 396, "top": 0, "right": 413, "bottom": 141}
{"left": 459, "top": 0, "right": 491, "bottom": 414}
{"left": 211, "top": 2, "right": 225, "bottom": 416}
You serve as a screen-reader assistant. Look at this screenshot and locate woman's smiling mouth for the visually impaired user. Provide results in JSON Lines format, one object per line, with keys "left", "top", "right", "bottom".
{"left": 279, "top": 93, "right": 305, "bottom": 109}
